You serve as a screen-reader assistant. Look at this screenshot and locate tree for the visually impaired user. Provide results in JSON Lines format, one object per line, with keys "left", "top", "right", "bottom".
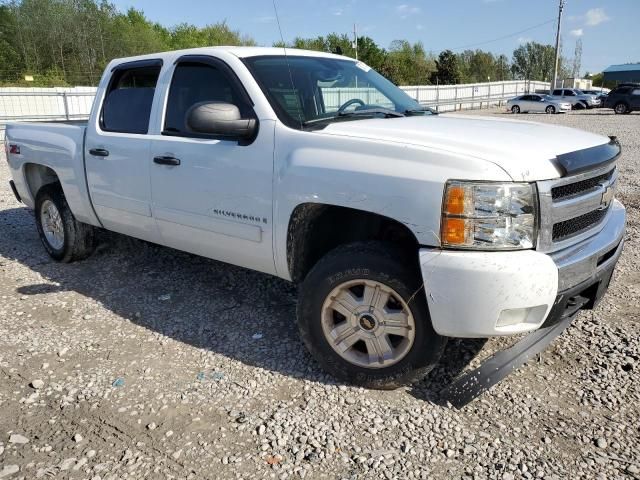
{"left": 381, "top": 40, "right": 435, "bottom": 85}
{"left": 511, "top": 42, "right": 556, "bottom": 81}
{"left": 495, "top": 54, "right": 511, "bottom": 81}
{"left": 432, "top": 49, "right": 461, "bottom": 84}
{"left": 0, "top": 0, "right": 256, "bottom": 86}
{"left": 457, "top": 49, "right": 510, "bottom": 83}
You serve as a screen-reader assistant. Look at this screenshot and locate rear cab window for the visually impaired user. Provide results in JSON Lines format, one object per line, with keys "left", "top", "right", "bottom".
{"left": 100, "top": 60, "right": 162, "bottom": 134}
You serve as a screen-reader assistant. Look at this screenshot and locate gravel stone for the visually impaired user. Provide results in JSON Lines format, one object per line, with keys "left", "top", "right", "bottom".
{"left": 30, "top": 379, "right": 44, "bottom": 389}
{"left": 8, "top": 434, "right": 28, "bottom": 444}
{"left": 0, "top": 465, "right": 19, "bottom": 478}
{"left": 0, "top": 109, "right": 638, "bottom": 479}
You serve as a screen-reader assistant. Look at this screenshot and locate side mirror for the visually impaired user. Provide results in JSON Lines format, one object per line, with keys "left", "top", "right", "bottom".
{"left": 186, "top": 102, "right": 257, "bottom": 139}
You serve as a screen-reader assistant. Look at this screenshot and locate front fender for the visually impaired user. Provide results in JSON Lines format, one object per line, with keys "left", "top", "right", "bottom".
{"left": 271, "top": 123, "right": 511, "bottom": 279}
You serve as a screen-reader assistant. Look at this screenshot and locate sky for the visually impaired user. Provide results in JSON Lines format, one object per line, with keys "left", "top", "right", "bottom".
{"left": 110, "top": 0, "right": 639, "bottom": 75}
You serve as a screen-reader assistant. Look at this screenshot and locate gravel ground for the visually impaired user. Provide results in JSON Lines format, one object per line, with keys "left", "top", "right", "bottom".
{"left": 0, "top": 108, "right": 638, "bottom": 480}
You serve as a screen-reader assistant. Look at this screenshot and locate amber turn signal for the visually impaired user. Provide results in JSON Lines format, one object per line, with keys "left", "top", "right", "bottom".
{"left": 442, "top": 218, "right": 467, "bottom": 244}
{"left": 444, "top": 185, "right": 465, "bottom": 215}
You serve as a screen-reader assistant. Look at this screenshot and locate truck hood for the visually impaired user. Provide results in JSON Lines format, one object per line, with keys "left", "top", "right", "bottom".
{"left": 320, "top": 114, "right": 610, "bottom": 181}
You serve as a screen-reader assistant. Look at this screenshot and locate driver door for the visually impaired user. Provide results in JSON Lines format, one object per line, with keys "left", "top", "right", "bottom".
{"left": 148, "top": 56, "right": 276, "bottom": 275}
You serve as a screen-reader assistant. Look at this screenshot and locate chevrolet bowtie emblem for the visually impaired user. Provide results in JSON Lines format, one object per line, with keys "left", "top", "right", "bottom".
{"left": 600, "top": 184, "right": 614, "bottom": 210}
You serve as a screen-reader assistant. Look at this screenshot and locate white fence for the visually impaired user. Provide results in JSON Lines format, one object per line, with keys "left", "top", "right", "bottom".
{"left": 401, "top": 80, "right": 551, "bottom": 112}
{"left": 0, "top": 80, "right": 549, "bottom": 140}
{"left": 0, "top": 87, "right": 96, "bottom": 140}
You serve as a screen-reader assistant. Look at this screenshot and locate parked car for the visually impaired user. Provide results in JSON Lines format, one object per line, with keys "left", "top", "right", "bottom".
{"left": 581, "top": 89, "right": 609, "bottom": 105}
{"left": 507, "top": 94, "right": 571, "bottom": 114}
{"left": 549, "top": 88, "right": 601, "bottom": 109}
{"left": 4, "top": 47, "right": 626, "bottom": 392}
{"left": 604, "top": 84, "right": 640, "bottom": 114}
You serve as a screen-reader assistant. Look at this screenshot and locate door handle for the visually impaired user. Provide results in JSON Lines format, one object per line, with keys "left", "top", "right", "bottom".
{"left": 89, "top": 148, "right": 109, "bottom": 157}
{"left": 153, "top": 156, "right": 181, "bottom": 166}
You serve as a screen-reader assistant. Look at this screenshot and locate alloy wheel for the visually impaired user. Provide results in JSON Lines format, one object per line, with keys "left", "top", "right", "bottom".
{"left": 40, "top": 199, "right": 65, "bottom": 250}
{"left": 321, "top": 279, "right": 416, "bottom": 369}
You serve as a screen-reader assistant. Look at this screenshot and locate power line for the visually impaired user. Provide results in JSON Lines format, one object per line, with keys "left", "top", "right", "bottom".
{"left": 444, "top": 18, "right": 556, "bottom": 52}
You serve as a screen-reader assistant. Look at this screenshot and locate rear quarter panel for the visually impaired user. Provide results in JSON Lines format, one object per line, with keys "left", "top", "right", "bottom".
{"left": 5, "top": 122, "right": 100, "bottom": 226}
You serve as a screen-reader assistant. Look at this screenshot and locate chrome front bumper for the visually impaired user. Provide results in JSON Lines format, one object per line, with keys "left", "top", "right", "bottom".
{"left": 551, "top": 199, "right": 626, "bottom": 291}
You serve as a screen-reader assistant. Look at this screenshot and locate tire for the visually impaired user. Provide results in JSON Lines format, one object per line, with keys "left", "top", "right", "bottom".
{"left": 511, "top": 105, "right": 520, "bottom": 114}
{"left": 614, "top": 103, "right": 628, "bottom": 114}
{"left": 35, "top": 184, "right": 95, "bottom": 263}
{"left": 545, "top": 105, "right": 556, "bottom": 114}
{"left": 573, "top": 102, "right": 585, "bottom": 110}
{"left": 297, "top": 241, "right": 447, "bottom": 389}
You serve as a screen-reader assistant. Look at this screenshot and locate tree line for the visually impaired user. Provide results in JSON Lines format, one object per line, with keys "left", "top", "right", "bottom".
{"left": 0, "top": 0, "right": 573, "bottom": 87}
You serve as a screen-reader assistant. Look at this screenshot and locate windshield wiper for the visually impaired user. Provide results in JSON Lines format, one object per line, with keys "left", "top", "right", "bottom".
{"left": 338, "top": 107, "right": 405, "bottom": 118}
{"left": 405, "top": 106, "right": 437, "bottom": 115}
{"left": 303, "top": 108, "right": 404, "bottom": 126}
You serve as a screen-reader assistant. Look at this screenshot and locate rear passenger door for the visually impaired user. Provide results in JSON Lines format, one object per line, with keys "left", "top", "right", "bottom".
{"left": 85, "top": 59, "right": 162, "bottom": 242}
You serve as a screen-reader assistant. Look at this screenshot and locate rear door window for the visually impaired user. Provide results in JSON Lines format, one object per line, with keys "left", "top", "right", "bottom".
{"left": 552, "top": 89, "right": 562, "bottom": 96}
{"left": 101, "top": 64, "right": 161, "bottom": 134}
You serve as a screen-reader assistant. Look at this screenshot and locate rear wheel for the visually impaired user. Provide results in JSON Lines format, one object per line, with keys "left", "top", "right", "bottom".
{"left": 545, "top": 105, "right": 556, "bottom": 114}
{"left": 614, "top": 102, "right": 628, "bottom": 114}
{"left": 35, "top": 184, "right": 95, "bottom": 262}
{"left": 511, "top": 105, "right": 520, "bottom": 114}
{"left": 297, "top": 242, "right": 447, "bottom": 389}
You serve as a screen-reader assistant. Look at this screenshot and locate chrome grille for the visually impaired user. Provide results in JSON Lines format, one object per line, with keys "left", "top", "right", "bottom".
{"left": 552, "top": 208, "right": 608, "bottom": 241}
{"left": 551, "top": 170, "right": 613, "bottom": 201}
{"left": 537, "top": 164, "right": 617, "bottom": 253}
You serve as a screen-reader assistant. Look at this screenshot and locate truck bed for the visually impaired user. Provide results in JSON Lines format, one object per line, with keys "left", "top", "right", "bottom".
{"left": 5, "top": 120, "right": 98, "bottom": 225}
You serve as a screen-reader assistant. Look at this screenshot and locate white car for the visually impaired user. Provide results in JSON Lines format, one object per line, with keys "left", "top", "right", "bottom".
{"left": 4, "top": 47, "right": 626, "bottom": 398}
{"left": 549, "top": 88, "right": 601, "bottom": 109}
{"left": 507, "top": 94, "right": 571, "bottom": 114}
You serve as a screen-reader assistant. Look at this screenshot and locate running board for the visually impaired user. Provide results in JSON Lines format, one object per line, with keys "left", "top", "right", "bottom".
{"left": 439, "top": 314, "right": 574, "bottom": 409}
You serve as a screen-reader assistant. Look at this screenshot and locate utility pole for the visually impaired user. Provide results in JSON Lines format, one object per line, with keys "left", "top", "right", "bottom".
{"left": 551, "top": 0, "right": 565, "bottom": 91}
{"left": 353, "top": 24, "right": 358, "bottom": 60}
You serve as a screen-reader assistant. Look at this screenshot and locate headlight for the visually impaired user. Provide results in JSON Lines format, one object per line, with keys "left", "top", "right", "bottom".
{"left": 441, "top": 181, "right": 537, "bottom": 250}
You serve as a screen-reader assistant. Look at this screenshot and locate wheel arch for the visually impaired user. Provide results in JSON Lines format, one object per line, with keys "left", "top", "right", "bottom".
{"left": 286, "top": 203, "right": 421, "bottom": 284}
{"left": 23, "top": 163, "right": 63, "bottom": 203}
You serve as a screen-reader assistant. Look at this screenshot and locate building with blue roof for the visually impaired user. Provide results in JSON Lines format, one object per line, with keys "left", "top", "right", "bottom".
{"left": 603, "top": 63, "right": 640, "bottom": 84}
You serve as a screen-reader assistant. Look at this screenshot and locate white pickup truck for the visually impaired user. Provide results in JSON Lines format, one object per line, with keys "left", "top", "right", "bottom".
{"left": 4, "top": 47, "right": 626, "bottom": 394}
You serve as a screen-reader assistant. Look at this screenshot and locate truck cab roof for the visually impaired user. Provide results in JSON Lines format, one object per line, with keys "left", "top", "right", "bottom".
{"left": 108, "top": 46, "right": 353, "bottom": 69}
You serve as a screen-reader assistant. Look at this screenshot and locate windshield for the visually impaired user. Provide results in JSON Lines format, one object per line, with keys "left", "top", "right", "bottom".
{"left": 243, "top": 55, "right": 431, "bottom": 129}
{"left": 543, "top": 95, "right": 555, "bottom": 101}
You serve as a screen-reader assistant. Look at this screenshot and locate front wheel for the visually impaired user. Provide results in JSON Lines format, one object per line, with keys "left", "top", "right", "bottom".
{"left": 35, "top": 184, "right": 95, "bottom": 262}
{"left": 614, "top": 103, "right": 628, "bottom": 114}
{"left": 511, "top": 105, "right": 520, "bottom": 114}
{"left": 545, "top": 105, "right": 556, "bottom": 114}
{"left": 297, "top": 242, "right": 447, "bottom": 389}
